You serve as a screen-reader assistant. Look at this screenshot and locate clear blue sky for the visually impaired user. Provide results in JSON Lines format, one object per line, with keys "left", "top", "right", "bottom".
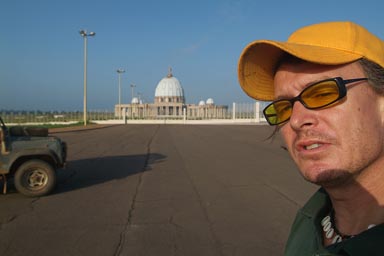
{"left": 1, "top": 0, "right": 384, "bottom": 111}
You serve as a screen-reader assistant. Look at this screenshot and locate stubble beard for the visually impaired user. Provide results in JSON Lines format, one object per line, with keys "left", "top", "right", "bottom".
{"left": 303, "top": 168, "right": 356, "bottom": 188}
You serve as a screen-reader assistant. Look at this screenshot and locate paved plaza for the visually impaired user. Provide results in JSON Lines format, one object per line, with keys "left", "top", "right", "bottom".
{"left": 0, "top": 124, "right": 317, "bottom": 256}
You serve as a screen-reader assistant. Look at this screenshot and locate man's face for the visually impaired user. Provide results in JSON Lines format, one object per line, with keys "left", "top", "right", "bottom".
{"left": 274, "top": 61, "right": 384, "bottom": 188}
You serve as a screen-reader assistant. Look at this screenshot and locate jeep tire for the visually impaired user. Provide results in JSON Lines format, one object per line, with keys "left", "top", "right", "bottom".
{"left": 14, "top": 160, "right": 56, "bottom": 197}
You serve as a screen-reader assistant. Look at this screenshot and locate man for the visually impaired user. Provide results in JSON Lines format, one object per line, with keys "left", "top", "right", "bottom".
{"left": 238, "top": 21, "right": 384, "bottom": 255}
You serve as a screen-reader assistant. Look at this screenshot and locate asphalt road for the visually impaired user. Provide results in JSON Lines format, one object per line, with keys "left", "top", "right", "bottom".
{"left": 0, "top": 124, "right": 317, "bottom": 256}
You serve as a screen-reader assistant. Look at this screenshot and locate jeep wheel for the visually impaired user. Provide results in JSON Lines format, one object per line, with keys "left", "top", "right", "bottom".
{"left": 14, "top": 160, "right": 56, "bottom": 197}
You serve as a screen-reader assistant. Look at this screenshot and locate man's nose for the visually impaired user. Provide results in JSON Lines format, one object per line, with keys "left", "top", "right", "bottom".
{"left": 289, "top": 101, "right": 318, "bottom": 130}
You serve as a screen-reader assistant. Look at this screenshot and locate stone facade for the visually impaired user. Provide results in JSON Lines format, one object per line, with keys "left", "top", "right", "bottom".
{"left": 115, "top": 69, "right": 228, "bottom": 119}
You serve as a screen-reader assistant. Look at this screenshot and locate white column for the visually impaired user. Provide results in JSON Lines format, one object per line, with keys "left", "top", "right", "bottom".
{"left": 255, "top": 101, "right": 260, "bottom": 123}
{"left": 232, "top": 102, "right": 236, "bottom": 120}
{"left": 183, "top": 108, "right": 186, "bottom": 124}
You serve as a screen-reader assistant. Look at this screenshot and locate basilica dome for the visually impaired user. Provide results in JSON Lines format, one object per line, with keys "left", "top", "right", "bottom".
{"left": 131, "top": 97, "right": 139, "bottom": 104}
{"left": 206, "top": 98, "right": 214, "bottom": 105}
{"left": 154, "top": 69, "right": 185, "bottom": 103}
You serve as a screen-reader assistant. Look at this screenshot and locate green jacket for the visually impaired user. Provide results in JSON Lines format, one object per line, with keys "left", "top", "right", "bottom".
{"left": 284, "top": 189, "right": 384, "bottom": 256}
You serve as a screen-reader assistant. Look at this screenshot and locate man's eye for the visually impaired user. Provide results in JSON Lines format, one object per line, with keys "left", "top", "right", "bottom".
{"left": 277, "top": 104, "right": 291, "bottom": 113}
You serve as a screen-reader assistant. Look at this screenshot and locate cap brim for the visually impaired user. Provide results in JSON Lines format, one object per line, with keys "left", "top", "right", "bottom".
{"left": 238, "top": 40, "right": 363, "bottom": 101}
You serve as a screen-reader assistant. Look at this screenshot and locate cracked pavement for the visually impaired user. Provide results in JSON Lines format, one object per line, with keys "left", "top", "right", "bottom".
{"left": 0, "top": 125, "right": 317, "bottom": 256}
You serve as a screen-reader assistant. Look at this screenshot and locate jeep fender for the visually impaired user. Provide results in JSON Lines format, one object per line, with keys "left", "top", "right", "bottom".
{"left": 8, "top": 149, "right": 60, "bottom": 175}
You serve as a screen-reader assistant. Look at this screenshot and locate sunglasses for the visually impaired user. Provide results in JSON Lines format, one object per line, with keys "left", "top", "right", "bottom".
{"left": 263, "top": 77, "right": 368, "bottom": 125}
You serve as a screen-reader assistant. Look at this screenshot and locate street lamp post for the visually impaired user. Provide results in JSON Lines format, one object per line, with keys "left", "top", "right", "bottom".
{"left": 79, "top": 29, "right": 95, "bottom": 126}
{"left": 130, "top": 84, "right": 136, "bottom": 102}
{"left": 116, "top": 69, "right": 126, "bottom": 119}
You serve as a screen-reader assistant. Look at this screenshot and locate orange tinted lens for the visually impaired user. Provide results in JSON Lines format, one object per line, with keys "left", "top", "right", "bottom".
{"left": 264, "top": 100, "right": 291, "bottom": 124}
{"left": 302, "top": 80, "right": 340, "bottom": 108}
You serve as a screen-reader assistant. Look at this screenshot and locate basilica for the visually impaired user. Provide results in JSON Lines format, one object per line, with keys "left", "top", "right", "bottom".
{"left": 115, "top": 69, "right": 228, "bottom": 119}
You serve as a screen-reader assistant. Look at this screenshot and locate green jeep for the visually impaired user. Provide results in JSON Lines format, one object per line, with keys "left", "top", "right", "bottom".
{"left": 0, "top": 117, "right": 67, "bottom": 197}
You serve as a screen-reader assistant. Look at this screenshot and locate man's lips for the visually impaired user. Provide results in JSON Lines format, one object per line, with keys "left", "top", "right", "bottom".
{"left": 295, "top": 140, "right": 329, "bottom": 152}
{"left": 304, "top": 143, "right": 322, "bottom": 150}
{"left": 290, "top": 130, "right": 337, "bottom": 155}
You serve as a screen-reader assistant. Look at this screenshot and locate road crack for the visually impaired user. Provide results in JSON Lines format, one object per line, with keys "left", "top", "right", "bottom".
{"left": 113, "top": 125, "right": 160, "bottom": 256}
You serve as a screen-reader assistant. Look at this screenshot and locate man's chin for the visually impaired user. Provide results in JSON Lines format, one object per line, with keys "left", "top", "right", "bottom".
{"left": 303, "top": 169, "right": 353, "bottom": 188}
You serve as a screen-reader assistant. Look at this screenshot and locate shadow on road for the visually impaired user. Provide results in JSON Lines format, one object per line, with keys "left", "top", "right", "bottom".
{"left": 54, "top": 152, "right": 167, "bottom": 194}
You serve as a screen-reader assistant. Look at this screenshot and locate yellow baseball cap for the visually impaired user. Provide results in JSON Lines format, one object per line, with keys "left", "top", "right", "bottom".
{"left": 238, "top": 21, "right": 384, "bottom": 101}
